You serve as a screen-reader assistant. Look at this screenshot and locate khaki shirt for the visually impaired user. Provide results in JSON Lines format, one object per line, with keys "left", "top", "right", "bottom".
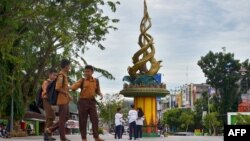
{"left": 56, "top": 71, "right": 70, "bottom": 105}
{"left": 71, "top": 77, "right": 101, "bottom": 99}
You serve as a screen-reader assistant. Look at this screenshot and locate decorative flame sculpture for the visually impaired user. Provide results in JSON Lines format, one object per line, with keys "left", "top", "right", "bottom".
{"left": 121, "top": 0, "right": 169, "bottom": 136}
{"left": 128, "top": 0, "right": 162, "bottom": 78}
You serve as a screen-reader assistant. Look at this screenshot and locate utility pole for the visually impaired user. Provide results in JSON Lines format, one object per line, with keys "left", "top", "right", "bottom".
{"left": 222, "top": 46, "right": 226, "bottom": 54}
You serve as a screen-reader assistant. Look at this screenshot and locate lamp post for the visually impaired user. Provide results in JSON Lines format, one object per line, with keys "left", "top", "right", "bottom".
{"left": 207, "top": 93, "right": 213, "bottom": 114}
{"left": 239, "top": 67, "right": 249, "bottom": 93}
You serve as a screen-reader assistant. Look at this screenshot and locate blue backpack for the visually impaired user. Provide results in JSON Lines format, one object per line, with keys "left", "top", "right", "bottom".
{"left": 35, "top": 87, "right": 43, "bottom": 109}
{"left": 46, "top": 74, "right": 64, "bottom": 105}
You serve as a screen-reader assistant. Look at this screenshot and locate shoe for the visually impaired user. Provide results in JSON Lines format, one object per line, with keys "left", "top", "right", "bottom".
{"left": 51, "top": 137, "right": 56, "bottom": 140}
{"left": 94, "top": 138, "right": 104, "bottom": 141}
{"left": 44, "top": 131, "right": 52, "bottom": 141}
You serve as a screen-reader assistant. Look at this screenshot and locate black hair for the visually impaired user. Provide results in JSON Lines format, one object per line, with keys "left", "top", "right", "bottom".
{"left": 60, "top": 59, "right": 71, "bottom": 69}
{"left": 131, "top": 104, "right": 135, "bottom": 108}
{"left": 117, "top": 107, "right": 121, "bottom": 112}
{"left": 48, "top": 68, "right": 57, "bottom": 74}
{"left": 137, "top": 107, "right": 144, "bottom": 118}
{"left": 85, "top": 65, "right": 94, "bottom": 72}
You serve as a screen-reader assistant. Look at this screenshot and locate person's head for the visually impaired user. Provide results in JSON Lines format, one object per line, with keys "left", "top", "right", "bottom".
{"left": 48, "top": 68, "right": 57, "bottom": 80}
{"left": 137, "top": 107, "right": 144, "bottom": 118}
{"left": 84, "top": 65, "right": 94, "bottom": 78}
{"left": 117, "top": 107, "right": 121, "bottom": 113}
{"left": 60, "top": 59, "right": 71, "bottom": 72}
{"left": 130, "top": 104, "right": 135, "bottom": 109}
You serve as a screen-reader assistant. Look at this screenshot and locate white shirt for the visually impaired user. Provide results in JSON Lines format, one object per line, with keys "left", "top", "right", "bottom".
{"left": 115, "top": 113, "right": 125, "bottom": 126}
{"left": 128, "top": 109, "right": 138, "bottom": 123}
{"left": 136, "top": 116, "right": 145, "bottom": 125}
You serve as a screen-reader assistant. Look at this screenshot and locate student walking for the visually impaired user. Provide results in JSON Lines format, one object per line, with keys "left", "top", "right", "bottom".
{"left": 115, "top": 107, "right": 125, "bottom": 140}
{"left": 136, "top": 108, "right": 145, "bottom": 140}
{"left": 71, "top": 65, "right": 104, "bottom": 141}
{"left": 45, "top": 59, "right": 72, "bottom": 141}
{"left": 42, "top": 69, "right": 57, "bottom": 141}
{"left": 128, "top": 104, "right": 138, "bottom": 140}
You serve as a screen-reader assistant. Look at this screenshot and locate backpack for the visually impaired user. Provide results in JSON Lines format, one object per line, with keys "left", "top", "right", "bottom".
{"left": 35, "top": 87, "right": 43, "bottom": 109}
{"left": 46, "top": 74, "right": 64, "bottom": 105}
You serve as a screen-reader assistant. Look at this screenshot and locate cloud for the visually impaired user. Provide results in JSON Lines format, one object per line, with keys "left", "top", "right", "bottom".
{"left": 84, "top": 0, "right": 250, "bottom": 94}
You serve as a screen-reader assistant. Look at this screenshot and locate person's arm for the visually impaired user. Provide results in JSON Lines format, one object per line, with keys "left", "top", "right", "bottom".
{"left": 41, "top": 80, "right": 48, "bottom": 98}
{"left": 95, "top": 79, "right": 103, "bottom": 100}
{"left": 120, "top": 114, "right": 125, "bottom": 123}
{"left": 70, "top": 79, "right": 83, "bottom": 91}
{"left": 135, "top": 110, "right": 138, "bottom": 119}
{"left": 128, "top": 110, "right": 131, "bottom": 119}
{"left": 55, "top": 75, "right": 68, "bottom": 95}
{"left": 141, "top": 115, "right": 145, "bottom": 120}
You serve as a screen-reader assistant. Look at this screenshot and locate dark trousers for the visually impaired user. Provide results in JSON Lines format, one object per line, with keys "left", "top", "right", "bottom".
{"left": 137, "top": 125, "right": 143, "bottom": 138}
{"left": 49, "top": 104, "right": 69, "bottom": 140}
{"left": 115, "top": 125, "right": 122, "bottom": 139}
{"left": 77, "top": 99, "right": 99, "bottom": 139}
{"left": 129, "top": 121, "right": 137, "bottom": 140}
{"left": 43, "top": 99, "right": 55, "bottom": 129}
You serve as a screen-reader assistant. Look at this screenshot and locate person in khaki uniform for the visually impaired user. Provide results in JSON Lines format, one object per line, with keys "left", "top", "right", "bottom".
{"left": 42, "top": 69, "right": 57, "bottom": 141}
{"left": 71, "top": 65, "right": 104, "bottom": 141}
{"left": 45, "top": 59, "right": 71, "bottom": 141}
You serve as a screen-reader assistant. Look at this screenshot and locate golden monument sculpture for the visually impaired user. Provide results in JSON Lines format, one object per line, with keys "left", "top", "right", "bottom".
{"left": 127, "top": 0, "right": 162, "bottom": 78}
{"left": 120, "top": 0, "right": 169, "bottom": 137}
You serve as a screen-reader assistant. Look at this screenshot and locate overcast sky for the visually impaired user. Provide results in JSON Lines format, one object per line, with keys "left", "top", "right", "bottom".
{"left": 83, "top": 0, "right": 250, "bottom": 94}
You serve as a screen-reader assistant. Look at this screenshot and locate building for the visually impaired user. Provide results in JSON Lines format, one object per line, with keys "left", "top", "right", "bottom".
{"left": 164, "top": 83, "right": 211, "bottom": 110}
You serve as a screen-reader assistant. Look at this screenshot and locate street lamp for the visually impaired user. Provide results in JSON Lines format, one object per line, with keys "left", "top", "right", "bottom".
{"left": 239, "top": 67, "right": 249, "bottom": 95}
{"left": 208, "top": 94, "right": 213, "bottom": 114}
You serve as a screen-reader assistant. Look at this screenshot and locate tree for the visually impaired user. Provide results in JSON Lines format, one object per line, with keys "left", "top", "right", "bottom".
{"left": 0, "top": 0, "right": 119, "bottom": 127}
{"left": 98, "top": 93, "right": 127, "bottom": 129}
{"left": 162, "top": 108, "right": 182, "bottom": 132}
{"left": 180, "top": 111, "right": 194, "bottom": 132}
{"left": 198, "top": 51, "right": 242, "bottom": 124}
{"left": 203, "top": 112, "right": 221, "bottom": 136}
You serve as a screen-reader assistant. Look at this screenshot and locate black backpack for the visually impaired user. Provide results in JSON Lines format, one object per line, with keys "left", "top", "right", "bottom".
{"left": 35, "top": 87, "right": 43, "bottom": 109}
{"left": 46, "top": 74, "right": 64, "bottom": 105}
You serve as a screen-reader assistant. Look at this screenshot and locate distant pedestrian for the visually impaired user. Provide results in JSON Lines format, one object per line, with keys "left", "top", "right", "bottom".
{"left": 115, "top": 107, "right": 125, "bottom": 140}
{"left": 136, "top": 107, "right": 144, "bottom": 140}
{"left": 128, "top": 104, "right": 138, "bottom": 140}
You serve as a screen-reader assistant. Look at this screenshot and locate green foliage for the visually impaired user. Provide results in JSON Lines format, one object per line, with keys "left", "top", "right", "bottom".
{"left": 180, "top": 111, "right": 194, "bottom": 132}
{"left": 198, "top": 51, "right": 242, "bottom": 123}
{"left": 0, "top": 0, "right": 120, "bottom": 123}
{"left": 162, "top": 108, "right": 195, "bottom": 132}
{"left": 203, "top": 112, "right": 221, "bottom": 136}
{"left": 99, "top": 94, "right": 127, "bottom": 126}
{"left": 235, "top": 114, "right": 250, "bottom": 125}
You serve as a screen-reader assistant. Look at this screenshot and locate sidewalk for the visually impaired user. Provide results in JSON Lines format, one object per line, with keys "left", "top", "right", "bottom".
{"left": 0, "top": 134, "right": 223, "bottom": 141}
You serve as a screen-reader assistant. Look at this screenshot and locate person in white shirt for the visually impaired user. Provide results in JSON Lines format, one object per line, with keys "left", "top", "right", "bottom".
{"left": 115, "top": 107, "right": 125, "bottom": 140}
{"left": 128, "top": 104, "right": 138, "bottom": 140}
{"left": 136, "top": 107, "right": 145, "bottom": 140}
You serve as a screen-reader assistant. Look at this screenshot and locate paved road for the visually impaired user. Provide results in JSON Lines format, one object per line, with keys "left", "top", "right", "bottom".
{"left": 1, "top": 134, "right": 223, "bottom": 141}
